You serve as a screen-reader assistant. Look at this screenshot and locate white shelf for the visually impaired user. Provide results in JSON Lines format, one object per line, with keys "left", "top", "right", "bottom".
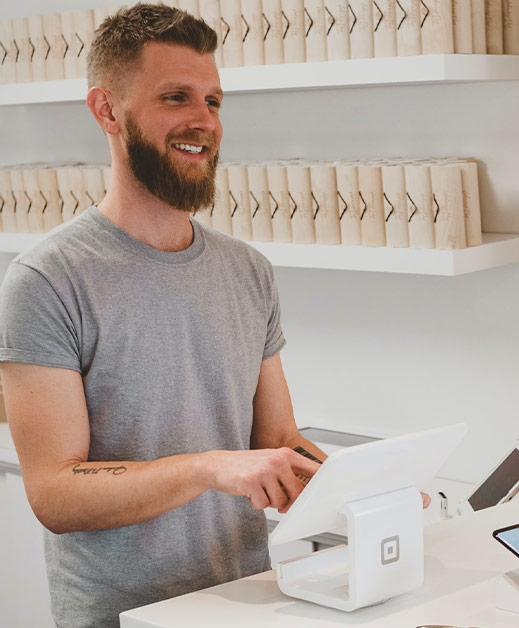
{"left": 1, "top": 231, "right": 518, "bottom": 276}
{"left": 0, "top": 232, "right": 47, "bottom": 253}
{"left": 1, "top": 55, "right": 519, "bottom": 105}
{"left": 250, "top": 233, "right": 519, "bottom": 276}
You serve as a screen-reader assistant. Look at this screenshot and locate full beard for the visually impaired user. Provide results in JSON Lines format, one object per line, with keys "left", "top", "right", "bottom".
{"left": 125, "top": 115, "right": 219, "bottom": 214}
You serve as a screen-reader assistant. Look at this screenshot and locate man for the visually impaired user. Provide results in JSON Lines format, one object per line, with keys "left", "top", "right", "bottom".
{"left": 0, "top": 5, "right": 324, "bottom": 628}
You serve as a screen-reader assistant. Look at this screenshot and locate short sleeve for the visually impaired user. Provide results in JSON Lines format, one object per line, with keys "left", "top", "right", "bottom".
{"left": 0, "top": 261, "right": 81, "bottom": 372}
{"left": 262, "top": 263, "right": 286, "bottom": 360}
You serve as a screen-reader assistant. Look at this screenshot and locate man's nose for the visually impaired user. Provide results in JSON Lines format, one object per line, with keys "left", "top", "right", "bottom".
{"left": 185, "top": 101, "right": 217, "bottom": 133}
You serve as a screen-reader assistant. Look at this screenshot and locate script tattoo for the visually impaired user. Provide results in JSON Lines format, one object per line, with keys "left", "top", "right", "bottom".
{"left": 72, "top": 463, "right": 127, "bottom": 476}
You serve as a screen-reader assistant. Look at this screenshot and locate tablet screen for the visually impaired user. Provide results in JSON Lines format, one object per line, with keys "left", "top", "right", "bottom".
{"left": 494, "top": 525, "right": 519, "bottom": 559}
{"left": 468, "top": 449, "right": 519, "bottom": 511}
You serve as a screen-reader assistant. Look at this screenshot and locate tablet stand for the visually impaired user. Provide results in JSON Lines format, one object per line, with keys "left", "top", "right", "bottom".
{"left": 276, "top": 486, "right": 424, "bottom": 611}
{"left": 496, "top": 568, "right": 519, "bottom": 614}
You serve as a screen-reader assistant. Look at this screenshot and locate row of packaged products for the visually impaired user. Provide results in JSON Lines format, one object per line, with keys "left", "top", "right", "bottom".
{"left": 1, "top": 1, "right": 518, "bottom": 85}
{"left": 0, "top": 158, "right": 482, "bottom": 250}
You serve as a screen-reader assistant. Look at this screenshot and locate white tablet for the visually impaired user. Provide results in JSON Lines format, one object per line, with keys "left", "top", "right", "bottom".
{"left": 271, "top": 423, "right": 468, "bottom": 545}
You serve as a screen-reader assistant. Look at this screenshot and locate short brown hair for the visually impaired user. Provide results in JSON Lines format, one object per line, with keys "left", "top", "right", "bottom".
{"left": 87, "top": 2, "right": 218, "bottom": 91}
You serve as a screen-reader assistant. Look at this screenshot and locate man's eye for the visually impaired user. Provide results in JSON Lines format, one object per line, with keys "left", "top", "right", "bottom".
{"left": 206, "top": 99, "right": 221, "bottom": 109}
{"left": 165, "top": 94, "right": 184, "bottom": 102}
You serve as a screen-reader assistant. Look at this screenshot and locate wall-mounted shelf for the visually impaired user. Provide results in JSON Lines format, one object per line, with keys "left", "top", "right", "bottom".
{"left": 251, "top": 233, "right": 519, "bottom": 276}
{"left": 1, "top": 231, "right": 518, "bottom": 276}
{"left": 1, "top": 55, "right": 519, "bottom": 106}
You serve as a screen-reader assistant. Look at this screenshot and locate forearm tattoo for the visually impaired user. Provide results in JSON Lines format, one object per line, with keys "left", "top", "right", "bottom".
{"left": 293, "top": 446, "right": 322, "bottom": 485}
{"left": 72, "top": 463, "right": 127, "bottom": 476}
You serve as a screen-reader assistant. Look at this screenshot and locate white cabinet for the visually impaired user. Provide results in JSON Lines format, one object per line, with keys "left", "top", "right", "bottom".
{"left": 0, "top": 465, "right": 54, "bottom": 628}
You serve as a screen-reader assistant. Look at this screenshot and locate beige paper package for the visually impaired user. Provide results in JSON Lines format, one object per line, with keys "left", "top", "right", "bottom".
{"left": 242, "top": 0, "right": 265, "bottom": 66}
{"left": 227, "top": 165, "right": 253, "bottom": 240}
{"left": 404, "top": 164, "right": 435, "bottom": 249}
{"left": 373, "top": 0, "right": 397, "bottom": 58}
{"left": 57, "top": 167, "right": 87, "bottom": 223}
{"left": 348, "top": 0, "right": 374, "bottom": 58}
{"left": 93, "top": 6, "right": 126, "bottom": 30}
{"left": 9, "top": 169, "right": 31, "bottom": 232}
{"left": 381, "top": 164, "right": 409, "bottom": 248}
{"left": 430, "top": 164, "right": 466, "bottom": 250}
{"left": 27, "top": 16, "right": 47, "bottom": 83}
{"left": 0, "top": 20, "right": 17, "bottom": 85}
{"left": 282, "top": 0, "right": 307, "bottom": 62}
{"left": 396, "top": 0, "right": 421, "bottom": 56}
{"left": 336, "top": 163, "right": 361, "bottom": 245}
{"left": 458, "top": 161, "right": 482, "bottom": 246}
{"left": 266, "top": 164, "right": 293, "bottom": 242}
{"left": 198, "top": 1, "right": 223, "bottom": 67}
{"left": 310, "top": 165, "right": 341, "bottom": 244}
{"left": 0, "top": 169, "right": 18, "bottom": 232}
{"left": 325, "top": 0, "right": 350, "bottom": 60}
{"left": 357, "top": 165, "right": 386, "bottom": 246}
{"left": 420, "top": 0, "right": 454, "bottom": 54}
{"left": 503, "top": 0, "right": 519, "bottom": 54}
{"left": 470, "top": 0, "right": 486, "bottom": 53}
{"left": 304, "top": 0, "right": 328, "bottom": 62}
{"left": 220, "top": 0, "right": 244, "bottom": 67}
{"left": 262, "top": 0, "right": 285, "bottom": 64}
{"left": 247, "top": 166, "right": 274, "bottom": 241}
{"left": 485, "top": 0, "right": 503, "bottom": 54}
{"left": 42, "top": 14, "right": 66, "bottom": 81}
{"left": 178, "top": 0, "right": 200, "bottom": 16}
{"left": 286, "top": 165, "right": 316, "bottom": 243}
{"left": 61, "top": 10, "right": 96, "bottom": 79}
{"left": 12, "top": 18, "right": 33, "bottom": 83}
{"left": 452, "top": 0, "right": 472, "bottom": 53}
{"left": 37, "top": 168, "right": 64, "bottom": 232}
{"left": 22, "top": 169, "right": 45, "bottom": 233}
{"left": 82, "top": 167, "right": 106, "bottom": 207}
{"left": 212, "top": 167, "right": 233, "bottom": 236}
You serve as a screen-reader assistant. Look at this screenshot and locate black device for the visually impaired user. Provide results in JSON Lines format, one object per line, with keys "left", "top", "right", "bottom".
{"left": 460, "top": 444, "right": 519, "bottom": 513}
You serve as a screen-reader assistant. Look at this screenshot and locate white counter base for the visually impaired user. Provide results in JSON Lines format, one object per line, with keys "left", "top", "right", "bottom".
{"left": 120, "top": 501, "right": 519, "bottom": 628}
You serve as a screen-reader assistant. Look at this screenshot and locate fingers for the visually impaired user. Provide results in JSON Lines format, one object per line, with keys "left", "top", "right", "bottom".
{"left": 248, "top": 486, "right": 270, "bottom": 510}
{"left": 421, "top": 492, "right": 431, "bottom": 509}
{"left": 288, "top": 449, "right": 322, "bottom": 479}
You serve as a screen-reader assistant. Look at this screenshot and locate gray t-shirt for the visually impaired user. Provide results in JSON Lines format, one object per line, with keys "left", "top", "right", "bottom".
{"left": 0, "top": 206, "right": 286, "bottom": 628}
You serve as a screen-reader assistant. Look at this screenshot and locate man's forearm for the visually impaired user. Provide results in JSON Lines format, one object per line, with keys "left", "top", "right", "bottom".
{"left": 30, "top": 445, "right": 323, "bottom": 534}
{"left": 32, "top": 452, "right": 213, "bottom": 534}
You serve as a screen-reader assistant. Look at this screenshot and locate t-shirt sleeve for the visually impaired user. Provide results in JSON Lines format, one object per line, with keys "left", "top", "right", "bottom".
{"left": 262, "top": 262, "right": 286, "bottom": 360}
{"left": 0, "top": 261, "right": 81, "bottom": 372}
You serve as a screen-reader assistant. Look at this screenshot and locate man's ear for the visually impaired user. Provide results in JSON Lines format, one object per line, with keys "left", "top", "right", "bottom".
{"left": 86, "top": 87, "right": 121, "bottom": 135}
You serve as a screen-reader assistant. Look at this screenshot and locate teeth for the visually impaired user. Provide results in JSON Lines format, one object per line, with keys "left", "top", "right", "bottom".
{"left": 173, "top": 143, "right": 203, "bottom": 154}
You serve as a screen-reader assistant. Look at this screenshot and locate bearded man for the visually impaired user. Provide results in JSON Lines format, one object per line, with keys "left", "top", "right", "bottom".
{"left": 0, "top": 4, "right": 324, "bottom": 628}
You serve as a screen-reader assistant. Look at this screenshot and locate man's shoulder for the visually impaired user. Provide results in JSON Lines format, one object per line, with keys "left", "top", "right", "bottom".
{"left": 198, "top": 221, "right": 273, "bottom": 273}
{"left": 13, "top": 208, "right": 98, "bottom": 274}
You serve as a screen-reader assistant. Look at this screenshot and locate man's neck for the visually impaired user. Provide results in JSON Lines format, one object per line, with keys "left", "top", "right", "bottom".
{"left": 96, "top": 168, "right": 194, "bottom": 253}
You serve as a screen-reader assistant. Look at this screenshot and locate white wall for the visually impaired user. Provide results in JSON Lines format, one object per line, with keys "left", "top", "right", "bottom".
{"left": 2, "top": 1, "right": 519, "bottom": 486}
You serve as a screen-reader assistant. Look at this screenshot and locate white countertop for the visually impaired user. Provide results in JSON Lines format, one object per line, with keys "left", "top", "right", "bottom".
{"left": 121, "top": 501, "right": 519, "bottom": 628}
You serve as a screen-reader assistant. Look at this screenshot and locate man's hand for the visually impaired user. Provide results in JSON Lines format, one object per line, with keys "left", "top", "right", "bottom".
{"left": 206, "top": 448, "right": 321, "bottom": 514}
{"left": 421, "top": 492, "right": 431, "bottom": 509}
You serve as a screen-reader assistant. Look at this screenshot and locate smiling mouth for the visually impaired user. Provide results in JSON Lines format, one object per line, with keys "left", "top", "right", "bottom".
{"left": 172, "top": 143, "right": 205, "bottom": 155}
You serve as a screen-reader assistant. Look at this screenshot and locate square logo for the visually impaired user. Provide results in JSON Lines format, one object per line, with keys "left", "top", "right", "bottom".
{"left": 381, "top": 536, "right": 400, "bottom": 565}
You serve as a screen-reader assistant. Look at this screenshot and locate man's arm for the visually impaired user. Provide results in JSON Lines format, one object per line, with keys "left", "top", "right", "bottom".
{"left": 251, "top": 353, "right": 327, "bottom": 515}
{"left": 1, "top": 362, "right": 320, "bottom": 534}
